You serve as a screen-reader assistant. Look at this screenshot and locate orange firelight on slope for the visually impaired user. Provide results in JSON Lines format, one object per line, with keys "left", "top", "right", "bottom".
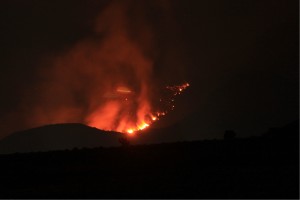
{"left": 125, "top": 116, "right": 156, "bottom": 134}
{"left": 88, "top": 82, "right": 190, "bottom": 135}
{"left": 166, "top": 82, "right": 190, "bottom": 95}
{"left": 127, "top": 129, "right": 134, "bottom": 134}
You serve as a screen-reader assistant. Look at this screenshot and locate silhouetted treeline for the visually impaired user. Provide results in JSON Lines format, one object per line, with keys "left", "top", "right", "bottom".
{"left": 0, "top": 121, "right": 298, "bottom": 198}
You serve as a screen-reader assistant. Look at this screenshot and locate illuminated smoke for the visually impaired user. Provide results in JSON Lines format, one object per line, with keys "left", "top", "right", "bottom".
{"left": 14, "top": 0, "right": 188, "bottom": 135}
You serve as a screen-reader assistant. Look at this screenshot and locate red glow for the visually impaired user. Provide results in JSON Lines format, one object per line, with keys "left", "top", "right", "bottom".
{"left": 23, "top": 1, "right": 189, "bottom": 137}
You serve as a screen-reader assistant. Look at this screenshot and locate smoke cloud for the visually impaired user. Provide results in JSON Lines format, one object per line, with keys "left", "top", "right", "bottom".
{"left": 9, "top": 0, "right": 184, "bottom": 134}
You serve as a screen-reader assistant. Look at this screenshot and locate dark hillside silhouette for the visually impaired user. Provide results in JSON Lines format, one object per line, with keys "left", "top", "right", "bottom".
{"left": 0, "top": 121, "right": 298, "bottom": 198}
{"left": 0, "top": 123, "right": 122, "bottom": 154}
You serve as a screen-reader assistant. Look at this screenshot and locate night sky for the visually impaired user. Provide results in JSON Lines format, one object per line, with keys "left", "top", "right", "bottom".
{"left": 0, "top": 0, "right": 298, "bottom": 140}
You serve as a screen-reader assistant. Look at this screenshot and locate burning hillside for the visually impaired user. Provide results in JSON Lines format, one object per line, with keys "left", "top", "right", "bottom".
{"left": 87, "top": 82, "right": 189, "bottom": 135}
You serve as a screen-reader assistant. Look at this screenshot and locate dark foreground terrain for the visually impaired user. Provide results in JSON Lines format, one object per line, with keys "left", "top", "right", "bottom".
{"left": 0, "top": 121, "right": 298, "bottom": 198}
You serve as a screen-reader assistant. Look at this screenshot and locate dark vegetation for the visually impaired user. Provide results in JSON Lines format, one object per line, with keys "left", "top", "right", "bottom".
{"left": 0, "top": 121, "right": 298, "bottom": 198}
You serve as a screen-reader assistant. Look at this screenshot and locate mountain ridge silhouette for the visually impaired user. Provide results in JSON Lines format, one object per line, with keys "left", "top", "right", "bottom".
{"left": 0, "top": 123, "right": 122, "bottom": 154}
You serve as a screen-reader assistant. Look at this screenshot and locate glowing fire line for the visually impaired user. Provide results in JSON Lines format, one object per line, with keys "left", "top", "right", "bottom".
{"left": 124, "top": 82, "right": 190, "bottom": 135}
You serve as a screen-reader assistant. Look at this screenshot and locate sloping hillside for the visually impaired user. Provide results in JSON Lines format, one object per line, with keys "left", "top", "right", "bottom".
{"left": 0, "top": 123, "right": 122, "bottom": 154}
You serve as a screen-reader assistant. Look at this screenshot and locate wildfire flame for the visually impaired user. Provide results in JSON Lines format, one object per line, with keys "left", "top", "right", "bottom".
{"left": 88, "top": 82, "right": 190, "bottom": 135}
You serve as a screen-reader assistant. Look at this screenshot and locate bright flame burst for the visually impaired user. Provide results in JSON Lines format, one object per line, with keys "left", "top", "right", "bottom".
{"left": 88, "top": 82, "right": 190, "bottom": 135}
